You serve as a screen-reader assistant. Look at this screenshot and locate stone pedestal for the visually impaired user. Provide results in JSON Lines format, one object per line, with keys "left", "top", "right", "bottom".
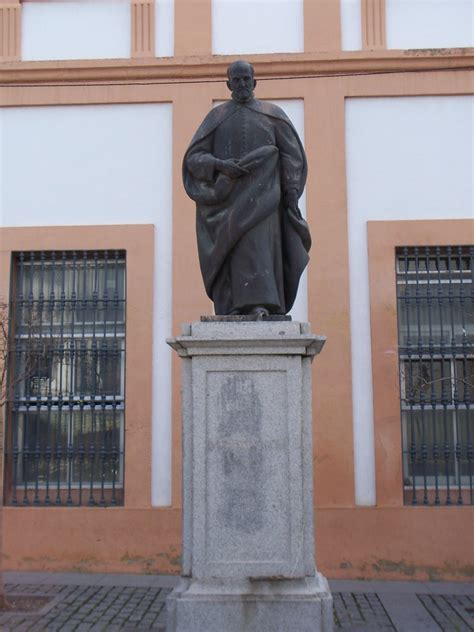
{"left": 166, "top": 319, "right": 333, "bottom": 632}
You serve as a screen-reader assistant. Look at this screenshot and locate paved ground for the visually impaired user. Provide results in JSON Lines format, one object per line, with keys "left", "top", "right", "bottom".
{"left": 0, "top": 571, "right": 472, "bottom": 631}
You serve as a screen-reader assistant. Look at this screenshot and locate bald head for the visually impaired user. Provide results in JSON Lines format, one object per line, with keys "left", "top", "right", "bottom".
{"left": 226, "top": 60, "right": 257, "bottom": 103}
{"left": 227, "top": 60, "right": 254, "bottom": 80}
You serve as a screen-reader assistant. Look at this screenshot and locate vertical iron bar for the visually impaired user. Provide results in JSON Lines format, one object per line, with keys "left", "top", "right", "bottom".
{"left": 88, "top": 251, "right": 99, "bottom": 505}
{"left": 54, "top": 252, "right": 66, "bottom": 505}
{"left": 403, "top": 248, "right": 417, "bottom": 504}
{"left": 425, "top": 247, "right": 440, "bottom": 504}
{"left": 99, "top": 251, "right": 108, "bottom": 506}
{"left": 33, "top": 252, "right": 45, "bottom": 505}
{"left": 12, "top": 252, "right": 25, "bottom": 505}
{"left": 466, "top": 247, "right": 474, "bottom": 503}
{"left": 111, "top": 250, "right": 120, "bottom": 505}
{"left": 447, "top": 247, "right": 463, "bottom": 505}
{"left": 78, "top": 251, "right": 88, "bottom": 506}
{"left": 45, "top": 252, "right": 56, "bottom": 505}
{"left": 23, "top": 251, "right": 36, "bottom": 504}
{"left": 457, "top": 246, "right": 469, "bottom": 500}
{"left": 66, "top": 252, "right": 77, "bottom": 506}
{"left": 414, "top": 247, "right": 428, "bottom": 504}
{"left": 436, "top": 247, "right": 452, "bottom": 505}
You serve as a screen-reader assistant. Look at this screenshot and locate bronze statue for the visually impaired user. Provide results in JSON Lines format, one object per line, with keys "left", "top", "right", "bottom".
{"left": 183, "top": 60, "right": 311, "bottom": 317}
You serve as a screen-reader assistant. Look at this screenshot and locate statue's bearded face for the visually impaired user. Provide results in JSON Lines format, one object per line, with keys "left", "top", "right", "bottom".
{"left": 227, "top": 64, "right": 256, "bottom": 103}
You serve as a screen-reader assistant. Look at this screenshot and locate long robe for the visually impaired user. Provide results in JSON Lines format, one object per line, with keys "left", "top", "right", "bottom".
{"left": 183, "top": 98, "right": 311, "bottom": 315}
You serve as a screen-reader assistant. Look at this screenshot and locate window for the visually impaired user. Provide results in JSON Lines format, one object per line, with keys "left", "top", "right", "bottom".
{"left": 397, "top": 246, "right": 473, "bottom": 506}
{"left": 5, "top": 250, "right": 126, "bottom": 506}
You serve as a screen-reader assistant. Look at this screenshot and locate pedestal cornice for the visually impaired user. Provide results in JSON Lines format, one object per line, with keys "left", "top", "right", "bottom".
{"left": 167, "top": 320, "right": 326, "bottom": 358}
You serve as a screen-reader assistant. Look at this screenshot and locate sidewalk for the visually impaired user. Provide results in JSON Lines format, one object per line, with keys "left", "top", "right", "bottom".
{"left": 0, "top": 571, "right": 472, "bottom": 631}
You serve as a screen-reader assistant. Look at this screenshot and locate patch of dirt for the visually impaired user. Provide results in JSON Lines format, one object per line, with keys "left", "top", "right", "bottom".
{"left": 0, "top": 595, "right": 52, "bottom": 613}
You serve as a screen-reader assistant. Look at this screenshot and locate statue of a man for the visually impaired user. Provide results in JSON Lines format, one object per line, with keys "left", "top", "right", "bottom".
{"left": 183, "top": 60, "right": 311, "bottom": 317}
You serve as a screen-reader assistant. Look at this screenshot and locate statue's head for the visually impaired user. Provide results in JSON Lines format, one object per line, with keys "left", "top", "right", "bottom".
{"left": 226, "top": 60, "right": 256, "bottom": 103}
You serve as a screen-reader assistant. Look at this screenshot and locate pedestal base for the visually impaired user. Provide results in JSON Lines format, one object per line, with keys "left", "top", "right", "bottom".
{"left": 166, "top": 574, "right": 333, "bottom": 632}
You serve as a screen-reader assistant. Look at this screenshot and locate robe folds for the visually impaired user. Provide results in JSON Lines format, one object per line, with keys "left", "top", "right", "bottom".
{"left": 183, "top": 98, "right": 311, "bottom": 315}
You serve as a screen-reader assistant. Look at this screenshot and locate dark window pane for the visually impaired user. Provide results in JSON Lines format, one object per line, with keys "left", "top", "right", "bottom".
{"left": 397, "top": 246, "right": 473, "bottom": 506}
{"left": 402, "top": 359, "right": 451, "bottom": 405}
{"left": 402, "top": 410, "right": 455, "bottom": 479}
{"left": 6, "top": 251, "right": 126, "bottom": 507}
{"left": 457, "top": 409, "right": 473, "bottom": 480}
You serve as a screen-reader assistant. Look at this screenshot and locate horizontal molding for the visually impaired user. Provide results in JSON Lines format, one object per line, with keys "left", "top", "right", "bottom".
{"left": 0, "top": 49, "right": 473, "bottom": 86}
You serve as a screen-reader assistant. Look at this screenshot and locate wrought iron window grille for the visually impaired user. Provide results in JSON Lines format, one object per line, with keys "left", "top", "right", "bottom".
{"left": 5, "top": 250, "right": 126, "bottom": 507}
{"left": 396, "top": 246, "right": 473, "bottom": 506}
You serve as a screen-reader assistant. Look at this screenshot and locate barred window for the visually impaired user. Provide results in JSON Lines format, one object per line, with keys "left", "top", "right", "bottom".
{"left": 397, "top": 246, "right": 473, "bottom": 506}
{"left": 5, "top": 251, "right": 125, "bottom": 507}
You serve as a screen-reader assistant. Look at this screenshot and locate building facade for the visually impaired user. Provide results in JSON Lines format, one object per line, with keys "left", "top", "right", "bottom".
{"left": 0, "top": 0, "right": 472, "bottom": 580}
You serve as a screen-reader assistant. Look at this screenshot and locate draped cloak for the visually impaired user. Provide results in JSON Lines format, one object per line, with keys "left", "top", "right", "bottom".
{"left": 183, "top": 98, "right": 311, "bottom": 315}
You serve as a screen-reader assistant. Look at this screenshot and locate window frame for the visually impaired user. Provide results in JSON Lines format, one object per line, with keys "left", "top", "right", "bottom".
{"left": 8, "top": 250, "right": 127, "bottom": 502}
{"left": 367, "top": 219, "right": 473, "bottom": 507}
{"left": 0, "top": 225, "right": 155, "bottom": 509}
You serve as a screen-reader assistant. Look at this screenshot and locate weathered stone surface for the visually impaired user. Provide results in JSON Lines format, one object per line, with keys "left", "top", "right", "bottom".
{"left": 168, "top": 320, "right": 325, "bottom": 358}
{"left": 166, "top": 321, "right": 332, "bottom": 631}
{"left": 166, "top": 575, "right": 334, "bottom": 632}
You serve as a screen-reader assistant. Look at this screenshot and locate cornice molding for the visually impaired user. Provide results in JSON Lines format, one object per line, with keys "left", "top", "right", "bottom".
{"left": 0, "top": 49, "right": 473, "bottom": 86}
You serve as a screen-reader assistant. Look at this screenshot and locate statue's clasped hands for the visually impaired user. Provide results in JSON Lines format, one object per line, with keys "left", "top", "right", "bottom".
{"left": 215, "top": 159, "right": 249, "bottom": 179}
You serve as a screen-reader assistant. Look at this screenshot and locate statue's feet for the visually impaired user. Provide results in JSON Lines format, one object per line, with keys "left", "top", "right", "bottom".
{"left": 249, "top": 306, "right": 269, "bottom": 320}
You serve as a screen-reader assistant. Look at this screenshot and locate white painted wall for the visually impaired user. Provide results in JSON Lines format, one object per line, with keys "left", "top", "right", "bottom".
{"left": 386, "top": 0, "right": 474, "bottom": 49}
{"left": 345, "top": 96, "right": 474, "bottom": 506}
{"left": 22, "top": 0, "right": 131, "bottom": 61}
{"left": 340, "top": 0, "right": 362, "bottom": 51}
{"left": 212, "top": 0, "right": 304, "bottom": 55}
{"left": 0, "top": 103, "right": 173, "bottom": 507}
{"left": 155, "top": 0, "right": 174, "bottom": 57}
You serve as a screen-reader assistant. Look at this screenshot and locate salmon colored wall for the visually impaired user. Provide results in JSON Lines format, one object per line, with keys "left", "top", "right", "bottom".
{"left": 0, "top": 24, "right": 473, "bottom": 580}
{"left": 2, "top": 507, "right": 472, "bottom": 581}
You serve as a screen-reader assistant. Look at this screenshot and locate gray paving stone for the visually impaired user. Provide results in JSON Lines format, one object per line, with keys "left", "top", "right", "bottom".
{"left": 333, "top": 592, "right": 396, "bottom": 630}
{"left": 1, "top": 575, "right": 473, "bottom": 630}
{"left": 418, "top": 593, "right": 474, "bottom": 631}
{"left": 381, "top": 593, "right": 440, "bottom": 631}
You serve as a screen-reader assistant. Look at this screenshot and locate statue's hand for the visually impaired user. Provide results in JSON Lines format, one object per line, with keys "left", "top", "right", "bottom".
{"left": 216, "top": 159, "right": 249, "bottom": 178}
